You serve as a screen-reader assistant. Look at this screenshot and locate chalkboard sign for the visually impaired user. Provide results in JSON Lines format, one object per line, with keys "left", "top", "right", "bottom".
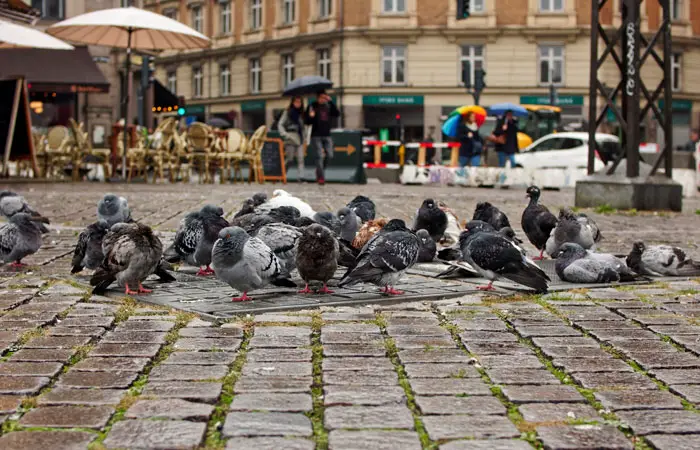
{"left": 0, "top": 78, "right": 36, "bottom": 176}
{"left": 259, "top": 137, "right": 286, "bottom": 183}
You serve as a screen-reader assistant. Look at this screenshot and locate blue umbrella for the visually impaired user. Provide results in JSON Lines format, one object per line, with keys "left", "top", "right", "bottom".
{"left": 488, "top": 103, "right": 528, "bottom": 117}
{"left": 441, "top": 114, "right": 462, "bottom": 138}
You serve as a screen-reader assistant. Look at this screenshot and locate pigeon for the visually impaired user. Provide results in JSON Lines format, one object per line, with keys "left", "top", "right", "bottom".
{"left": 352, "top": 218, "right": 388, "bottom": 249}
{"left": 231, "top": 206, "right": 301, "bottom": 236}
{"left": 233, "top": 198, "right": 255, "bottom": 218}
{"left": 313, "top": 212, "right": 341, "bottom": 235}
{"left": 436, "top": 221, "right": 509, "bottom": 279}
{"left": 416, "top": 229, "right": 436, "bottom": 263}
{"left": 459, "top": 220, "right": 550, "bottom": 293}
{"left": 252, "top": 192, "right": 268, "bottom": 206}
{"left": 168, "top": 205, "right": 229, "bottom": 276}
{"left": 437, "top": 200, "right": 462, "bottom": 247}
{"left": 339, "top": 219, "right": 420, "bottom": 295}
{"left": 521, "top": 186, "right": 558, "bottom": 261}
{"left": 0, "top": 213, "right": 49, "bottom": 268}
{"left": 90, "top": 222, "right": 172, "bottom": 295}
{"left": 413, "top": 198, "right": 448, "bottom": 242}
{"left": 97, "top": 194, "right": 132, "bottom": 227}
{"left": 337, "top": 207, "right": 359, "bottom": 243}
{"left": 212, "top": 226, "right": 296, "bottom": 301}
{"left": 0, "top": 191, "right": 49, "bottom": 234}
{"left": 473, "top": 202, "right": 511, "bottom": 231}
{"left": 296, "top": 224, "right": 339, "bottom": 294}
{"left": 347, "top": 195, "right": 376, "bottom": 223}
{"left": 627, "top": 241, "right": 700, "bottom": 277}
{"left": 499, "top": 227, "right": 524, "bottom": 246}
{"left": 554, "top": 243, "right": 647, "bottom": 284}
{"left": 337, "top": 238, "right": 359, "bottom": 268}
{"left": 258, "top": 190, "right": 315, "bottom": 218}
{"left": 255, "top": 222, "right": 302, "bottom": 277}
{"left": 71, "top": 220, "right": 111, "bottom": 274}
{"left": 546, "top": 208, "right": 602, "bottom": 257}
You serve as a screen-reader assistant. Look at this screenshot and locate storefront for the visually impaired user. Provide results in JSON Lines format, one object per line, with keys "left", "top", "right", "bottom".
{"left": 362, "top": 95, "right": 424, "bottom": 142}
{"left": 519, "top": 94, "right": 585, "bottom": 128}
{"left": 657, "top": 99, "right": 693, "bottom": 151}
{"left": 241, "top": 100, "right": 266, "bottom": 132}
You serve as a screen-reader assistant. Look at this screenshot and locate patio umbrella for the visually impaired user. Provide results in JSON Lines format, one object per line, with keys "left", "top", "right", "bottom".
{"left": 283, "top": 75, "right": 333, "bottom": 97}
{"left": 488, "top": 103, "right": 528, "bottom": 118}
{"left": 47, "top": 6, "right": 209, "bottom": 178}
{"left": 207, "top": 117, "right": 231, "bottom": 129}
{"left": 0, "top": 19, "right": 74, "bottom": 50}
{"left": 441, "top": 105, "right": 487, "bottom": 138}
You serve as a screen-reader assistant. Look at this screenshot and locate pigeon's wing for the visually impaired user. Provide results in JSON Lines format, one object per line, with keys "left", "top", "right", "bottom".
{"left": 466, "top": 233, "right": 522, "bottom": 273}
{"left": 71, "top": 229, "right": 89, "bottom": 273}
{"left": 243, "top": 237, "right": 282, "bottom": 281}
{"left": 101, "top": 230, "right": 137, "bottom": 274}
{"left": 346, "top": 231, "right": 419, "bottom": 282}
{"left": 0, "top": 223, "right": 18, "bottom": 259}
{"left": 119, "top": 197, "right": 132, "bottom": 222}
{"left": 256, "top": 224, "right": 300, "bottom": 256}
{"left": 641, "top": 245, "right": 679, "bottom": 275}
{"left": 173, "top": 214, "right": 203, "bottom": 258}
{"left": 562, "top": 259, "right": 612, "bottom": 283}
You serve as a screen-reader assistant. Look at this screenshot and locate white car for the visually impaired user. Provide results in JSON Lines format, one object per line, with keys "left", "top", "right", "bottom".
{"left": 514, "top": 132, "right": 620, "bottom": 171}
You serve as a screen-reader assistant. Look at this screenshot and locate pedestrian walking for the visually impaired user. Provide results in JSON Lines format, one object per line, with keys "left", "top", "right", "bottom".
{"left": 305, "top": 91, "right": 340, "bottom": 185}
{"left": 682, "top": 128, "right": 699, "bottom": 152}
{"left": 277, "top": 96, "right": 306, "bottom": 179}
{"left": 491, "top": 110, "right": 519, "bottom": 168}
{"left": 457, "top": 112, "right": 483, "bottom": 168}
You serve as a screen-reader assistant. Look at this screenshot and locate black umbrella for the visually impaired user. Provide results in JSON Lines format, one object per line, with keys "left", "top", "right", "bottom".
{"left": 283, "top": 75, "right": 333, "bottom": 97}
{"left": 207, "top": 117, "right": 231, "bottom": 129}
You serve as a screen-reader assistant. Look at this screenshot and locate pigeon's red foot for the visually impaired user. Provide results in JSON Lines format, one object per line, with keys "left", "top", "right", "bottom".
{"left": 532, "top": 250, "right": 545, "bottom": 261}
{"left": 232, "top": 292, "right": 252, "bottom": 302}
{"left": 383, "top": 286, "right": 404, "bottom": 296}
{"left": 317, "top": 284, "right": 334, "bottom": 295}
{"left": 137, "top": 283, "right": 152, "bottom": 294}
{"left": 204, "top": 265, "right": 215, "bottom": 275}
{"left": 196, "top": 266, "right": 215, "bottom": 276}
{"left": 298, "top": 284, "right": 313, "bottom": 294}
{"left": 477, "top": 282, "right": 495, "bottom": 291}
{"left": 124, "top": 284, "right": 139, "bottom": 296}
{"left": 9, "top": 261, "right": 27, "bottom": 269}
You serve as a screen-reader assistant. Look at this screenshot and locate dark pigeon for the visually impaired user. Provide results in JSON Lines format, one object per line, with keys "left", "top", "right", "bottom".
{"left": 234, "top": 198, "right": 255, "bottom": 218}
{"left": 416, "top": 229, "right": 436, "bottom": 263}
{"left": 521, "top": 186, "right": 558, "bottom": 261}
{"left": 231, "top": 206, "right": 301, "bottom": 235}
{"left": 347, "top": 195, "right": 376, "bottom": 223}
{"left": 296, "top": 224, "right": 339, "bottom": 294}
{"left": 554, "top": 242, "right": 648, "bottom": 284}
{"left": 71, "top": 220, "right": 110, "bottom": 274}
{"left": 413, "top": 198, "right": 448, "bottom": 242}
{"left": 627, "top": 241, "right": 700, "bottom": 277}
{"left": 313, "top": 212, "right": 341, "bottom": 235}
{"left": 167, "top": 205, "right": 229, "bottom": 275}
{"left": 473, "top": 202, "right": 511, "bottom": 231}
{"left": 252, "top": 192, "right": 268, "bottom": 207}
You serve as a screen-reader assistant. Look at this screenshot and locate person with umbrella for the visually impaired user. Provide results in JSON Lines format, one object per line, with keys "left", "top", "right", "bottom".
{"left": 277, "top": 96, "right": 305, "bottom": 180}
{"left": 305, "top": 90, "right": 339, "bottom": 185}
{"left": 457, "top": 111, "right": 483, "bottom": 168}
{"left": 492, "top": 110, "right": 520, "bottom": 168}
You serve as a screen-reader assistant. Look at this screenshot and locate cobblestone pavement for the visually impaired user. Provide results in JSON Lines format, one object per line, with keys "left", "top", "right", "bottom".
{"left": 0, "top": 182, "right": 697, "bottom": 449}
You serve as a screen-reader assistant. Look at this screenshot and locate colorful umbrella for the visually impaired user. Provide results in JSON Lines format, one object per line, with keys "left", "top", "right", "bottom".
{"left": 441, "top": 105, "right": 487, "bottom": 138}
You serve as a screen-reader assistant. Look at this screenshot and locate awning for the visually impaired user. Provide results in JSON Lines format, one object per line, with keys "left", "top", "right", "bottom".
{"left": 0, "top": 46, "right": 109, "bottom": 93}
{"left": 153, "top": 79, "right": 178, "bottom": 109}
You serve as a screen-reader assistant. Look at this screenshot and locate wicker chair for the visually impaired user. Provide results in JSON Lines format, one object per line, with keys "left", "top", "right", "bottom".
{"left": 220, "top": 129, "right": 246, "bottom": 183}
{"left": 69, "top": 119, "right": 111, "bottom": 181}
{"left": 186, "top": 122, "right": 215, "bottom": 183}
{"left": 44, "top": 125, "right": 73, "bottom": 179}
{"left": 246, "top": 125, "right": 268, "bottom": 184}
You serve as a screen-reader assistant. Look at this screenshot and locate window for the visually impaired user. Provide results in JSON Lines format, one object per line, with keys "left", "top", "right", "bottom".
{"left": 460, "top": 45, "right": 484, "bottom": 87}
{"left": 250, "top": 0, "right": 263, "bottom": 30}
{"left": 282, "top": 54, "right": 295, "bottom": 89}
{"left": 672, "top": 53, "right": 682, "bottom": 91}
{"left": 282, "top": 0, "right": 296, "bottom": 24}
{"left": 319, "top": 0, "right": 332, "bottom": 18}
{"left": 538, "top": 45, "right": 564, "bottom": 85}
{"left": 167, "top": 71, "right": 177, "bottom": 94}
{"left": 317, "top": 48, "right": 332, "bottom": 80}
{"left": 382, "top": 0, "right": 405, "bottom": 13}
{"left": 31, "top": 0, "right": 64, "bottom": 20}
{"left": 382, "top": 45, "right": 406, "bottom": 85}
{"left": 529, "top": 137, "right": 563, "bottom": 152}
{"left": 220, "top": 64, "right": 231, "bottom": 96}
{"left": 220, "top": 1, "right": 232, "bottom": 34}
{"left": 191, "top": 6, "right": 203, "bottom": 33}
{"left": 671, "top": 0, "right": 682, "bottom": 20}
{"left": 163, "top": 8, "right": 177, "bottom": 20}
{"left": 539, "top": 0, "right": 564, "bottom": 12}
{"left": 249, "top": 58, "right": 262, "bottom": 93}
{"left": 192, "top": 67, "right": 203, "bottom": 98}
{"left": 471, "top": 0, "right": 484, "bottom": 13}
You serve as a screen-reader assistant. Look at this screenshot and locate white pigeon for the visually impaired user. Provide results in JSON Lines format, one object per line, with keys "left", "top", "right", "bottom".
{"left": 258, "top": 189, "right": 316, "bottom": 219}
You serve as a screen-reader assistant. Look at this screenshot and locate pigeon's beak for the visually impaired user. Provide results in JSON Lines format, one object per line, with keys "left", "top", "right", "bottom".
{"left": 30, "top": 215, "right": 50, "bottom": 224}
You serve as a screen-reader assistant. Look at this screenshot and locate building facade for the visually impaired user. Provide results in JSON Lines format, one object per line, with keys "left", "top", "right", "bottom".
{"left": 146, "top": 0, "right": 700, "bottom": 144}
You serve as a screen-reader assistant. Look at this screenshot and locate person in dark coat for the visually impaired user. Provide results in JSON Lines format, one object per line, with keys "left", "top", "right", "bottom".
{"left": 457, "top": 112, "right": 483, "bottom": 168}
{"left": 305, "top": 90, "right": 340, "bottom": 185}
{"left": 278, "top": 96, "right": 305, "bottom": 179}
{"left": 493, "top": 110, "right": 519, "bottom": 168}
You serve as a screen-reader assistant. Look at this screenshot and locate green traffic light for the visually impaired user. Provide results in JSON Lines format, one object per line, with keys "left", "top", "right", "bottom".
{"left": 177, "top": 107, "right": 185, "bottom": 116}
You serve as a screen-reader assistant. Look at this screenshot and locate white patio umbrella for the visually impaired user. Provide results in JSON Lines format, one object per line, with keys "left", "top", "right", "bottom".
{"left": 47, "top": 6, "right": 210, "bottom": 178}
{"left": 0, "top": 19, "right": 74, "bottom": 50}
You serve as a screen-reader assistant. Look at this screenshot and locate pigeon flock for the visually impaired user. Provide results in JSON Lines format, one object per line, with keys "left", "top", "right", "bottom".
{"left": 0, "top": 186, "right": 697, "bottom": 301}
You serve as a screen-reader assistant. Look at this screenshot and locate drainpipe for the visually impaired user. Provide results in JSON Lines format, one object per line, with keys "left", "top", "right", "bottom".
{"left": 338, "top": 0, "right": 344, "bottom": 128}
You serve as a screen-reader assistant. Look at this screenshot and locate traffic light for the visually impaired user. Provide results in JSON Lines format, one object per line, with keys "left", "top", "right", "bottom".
{"left": 457, "top": 0, "right": 470, "bottom": 20}
{"left": 177, "top": 107, "right": 186, "bottom": 116}
{"left": 549, "top": 83, "right": 559, "bottom": 106}
{"left": 474, "top": 69, "right": 486, "bottom": 91}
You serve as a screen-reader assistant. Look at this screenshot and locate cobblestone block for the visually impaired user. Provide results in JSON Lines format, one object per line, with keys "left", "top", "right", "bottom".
{"left": 222, "top": 412, "right": 312, "bottom": 437}
{"left": 60, "top": 317, "right": 115, "bottom": 328}
{"left": 243, "top": 362, "right": 312, "bottom": 377}
{"left": 439, "top": 440, "right": 534, "bottom": 450}
{"left": 38, "top": 387, "right": 125, "bottom": 406}
{"left": 230, "top": 393, "right": 313, "bottom": 412}
{"left": 174, "top": 337, "right": 242, "bottom": 351}
{"left": 24, "top": 335, "right": 92, "bottom": 349}
{"left": 477, "top": 355, "right": 544, "bottom": 369}
{"left": 9, "top": 348, "right": 76, "bottom": 362}
{"left": 142, "top": 381, "right": 222, "bottom": 403}
{"left": 631, "top": 352, "right": 700, "bottom": 370}
{"left": 617, "top": 409, "right": 700, "bottom": 435}
{"left": 102, "top": 331, "right": 167, "bottom": 344}
{"left": 163, "top": 351, "right": 238, "bottom": 365}
{"left": 422, "top": 415, "right": 520, "bottom": 440}
{"left": 320, "top": 332, "right": 385, "bottom": 345}
{"left": 234, "top": 376, "right": 311, "bottom": 393}
{"left": 536, "top": 425, "right": 633, "bottom": 449}
{"left": 247, "top": 348, "right": 312, "bottom": 362}
{"left": 125, "top": 398, "right": 214, "bottom": 420}
{"left": 0, "top": 431, "right": 96, "bottom": 450}
{"left": 397, "top": 349, "right": 470, "bottom": 364}
{"left": 645, "top": 434, "right": 700, "bottom": 450}
{"left": 519, "top": 403, "right": 600, "bottom": 422}
{"left": 323, "top": 344, "right": 386, "bottom": 357}
{"left": 538, "top": 346, "right": 611, "bottom": 359}
{"left": 117, "top": 320, "right": 175, "bottom": 332}
{"left": 594, "top": 390, "right": 683, "bottom": 410}
{"left": 517, "top": 326, "right": 583, "bottom": 338}
{"left": 532, "top": 337, "right": 600, "bottom": 347}
{"left": 323, "top": 372, "right": 397, "bottom": 386}
{"left": 459, "top": 331, "right": 518, "bottom": 342}
{"left": 415, "top": 395, "right": 506, "bottom": 415}
{"left": 47, "top": 326, "right": 106, "bottom": 337}
{"left": 323, "top": 324, "right": 380, "bottom": 334}
{"left": 409, "top": 378, "right": 491, "bottom": 396}
{"left": 571, "top": 371, "right": 659, "bottom": 391}
{"left": 651, "top": 369, "right": 700, "bottom": 385}
{"left": 0, "top": 362, "right": 63, "bottom": 377}
{"left": 669, "top": 384, "right": 700, "bottom": 403}
{"left": 551, "top": 357, "right": 634, "bottom": 373}
{"left": 486, "top": 368, "right": 561, "bottom": 385}
{"left": 180, "top": 327, "right": 243, "bottom": 338}
{"left": 325, "top": 405, "right": 414, "bottom": 430}
{"left": 0, "top": 395, "right": 22, "bottom": 413}
{"left": 19, "top": 405, "right": 114, "bottom": 428}
{"left": 0, "top": 376, "right": 50, "bottom": 394}
{"left": 57, "top": 370, "right": 139, "bottom": 389}
{"left": 463, "top": 342, "right": 534, "bottom": 355}
{"left": 72, "top": 357, "right": 150, "bottom": 372}
{"left": 323, "top": 357, "right": 394, "bottom": 372}
{"left": 225, "top": 437, "right": 315, "bottom": 450}
{"left": 324, "top": 385, "right": 406, "bottom": 406}
{"left": 501, "top": 385, "right": 584, "bottom": 404}
{"left": 149, "top": 364, "right": 229, "bottom": 381}
{"left": 327, "top": 430, "right": 421, "bottom": 450}
{"left": 104, "top": 419, "right": 206, "bottom": 448}
{"left": 403, "top": 363, "right": 479, "bottom": 379}
{"left": 91, "top": 343, "right": 162, "bottom": 357}
{"left": 392, "top": 335, "right": 456, "bottom": 349}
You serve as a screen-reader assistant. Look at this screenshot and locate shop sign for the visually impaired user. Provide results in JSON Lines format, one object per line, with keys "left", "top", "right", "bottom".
{"left": 241, "top": 100, "right": 266, "bottom": 112}
{"left": 362, "top": 95, "right": 424, "bottom": 106}
{"left": 659, "top": 99, "right": 692, "bottom": 111}
{"left": 519, "top": 95, "right": 584, "bottom": 106}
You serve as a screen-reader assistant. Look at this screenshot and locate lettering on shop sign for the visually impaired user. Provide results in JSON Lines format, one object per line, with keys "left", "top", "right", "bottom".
{"left": 625, "top": 21, "right": 637, "bottom": 97}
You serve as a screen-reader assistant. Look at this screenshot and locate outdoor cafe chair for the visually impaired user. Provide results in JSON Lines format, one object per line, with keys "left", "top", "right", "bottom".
{"left": 44, "top": 125, "right": 73, "bottom": 179}
{"left": 186, "top": 122, "right": 215, "bottom": 183}
{"left": 221, "top": 129, "right": 247, "bottom": 184}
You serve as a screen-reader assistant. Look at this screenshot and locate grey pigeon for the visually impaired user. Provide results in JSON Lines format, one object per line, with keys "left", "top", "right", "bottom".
{"left": 252, "top": 192, "right": 268, "bottom": 206}
{"left": 90, "top": 222, "right": 172, "bottom": 295}
{"left": 296, "top": 224, "right": 339, "bottom": 294}
{"left": 554, "top": 243, "right": 647, "bottom": 284}
{"left": 233, "top": 198, "right": 255, "bottom": 218}
{"left": 521, "top": 185, "right": 558, "bottom": 260}
{"left": 473, "top": 202, "right": 511, "bottom": 231}
{"left": 416, "top": 229, "right": 436, "bottom": 263}
{"left": 256, "top": 222, "right": 303, "bottom": 277}
{"left": 313, "top": 212, "right": 341, "bottom": 235}
{"left": 546, "top": 208, "right": 602, "bottom": 257}
{"left": 97, "top": 194, "right": 132, "bottom": 227}
{"left": 212, "top": 226, "right": 296, "bottom": 301}
{"left": 337, "top": 207, "right": 359, "bottom": 242}
{"left": 167, "top": 205, "right": 229, "bottom": 276}
{"left": 230, "top": 206, "right": 301, "bottom": 235}
{"left": 459, "top": 220, "right": 550, "bottom": 292}
{"left": 627, "top": 241, "right": 700, "bottom": 277}
{"left": 0, "top": 213, "right": 49, "bottom": 268}
{"left": 338, "top": 219, "right": 420, "bottom": 295}
{"left": 346, "top": 195, "right": 376, "bottom": 223}
{"left": 71, "top": 220, "right": 110, "bottom": 274}
{"left": 413, "top": 198, "right": 448, "bottom": 242}
{"left": 0, "top": 191, "right": 49, "bottom": 234}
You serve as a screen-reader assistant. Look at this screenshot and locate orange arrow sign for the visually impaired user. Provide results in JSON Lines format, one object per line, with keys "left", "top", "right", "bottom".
{"left": 335, "top": 144, "right": 356, "bottom": 155}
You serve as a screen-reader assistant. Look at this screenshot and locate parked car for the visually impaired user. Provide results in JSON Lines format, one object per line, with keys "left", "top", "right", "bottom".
{"left": 513, "top": 132, "right": 620, "bottom": 170}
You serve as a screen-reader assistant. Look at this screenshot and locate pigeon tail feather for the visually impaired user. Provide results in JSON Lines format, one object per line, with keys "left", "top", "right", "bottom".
{"left": 500, "top": 263, "right": 549, "bottom": 293}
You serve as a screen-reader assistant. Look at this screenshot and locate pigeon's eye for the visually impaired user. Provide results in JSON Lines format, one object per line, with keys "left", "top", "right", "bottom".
{"left": 226, "top": 234, "right": 231, "bottom": 238}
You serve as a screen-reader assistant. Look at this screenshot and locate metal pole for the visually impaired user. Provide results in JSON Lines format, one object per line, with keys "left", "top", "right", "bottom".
{"left": 338, "top": 0, "right": 344, "bottom": 128}
{"left": 138, "top": 54, "right": 148, "bottom": 126}
{"left": 121, "top": 28, "right": 132, "bottom": 179}
{"left": 623, "top": 0, "right": 640, "bottom": 178}
{"left": 587, "top": 0, "right": 599, "bottom": 175}
{"left": 661, "top": 0, "right": 673, "bottom": 177}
